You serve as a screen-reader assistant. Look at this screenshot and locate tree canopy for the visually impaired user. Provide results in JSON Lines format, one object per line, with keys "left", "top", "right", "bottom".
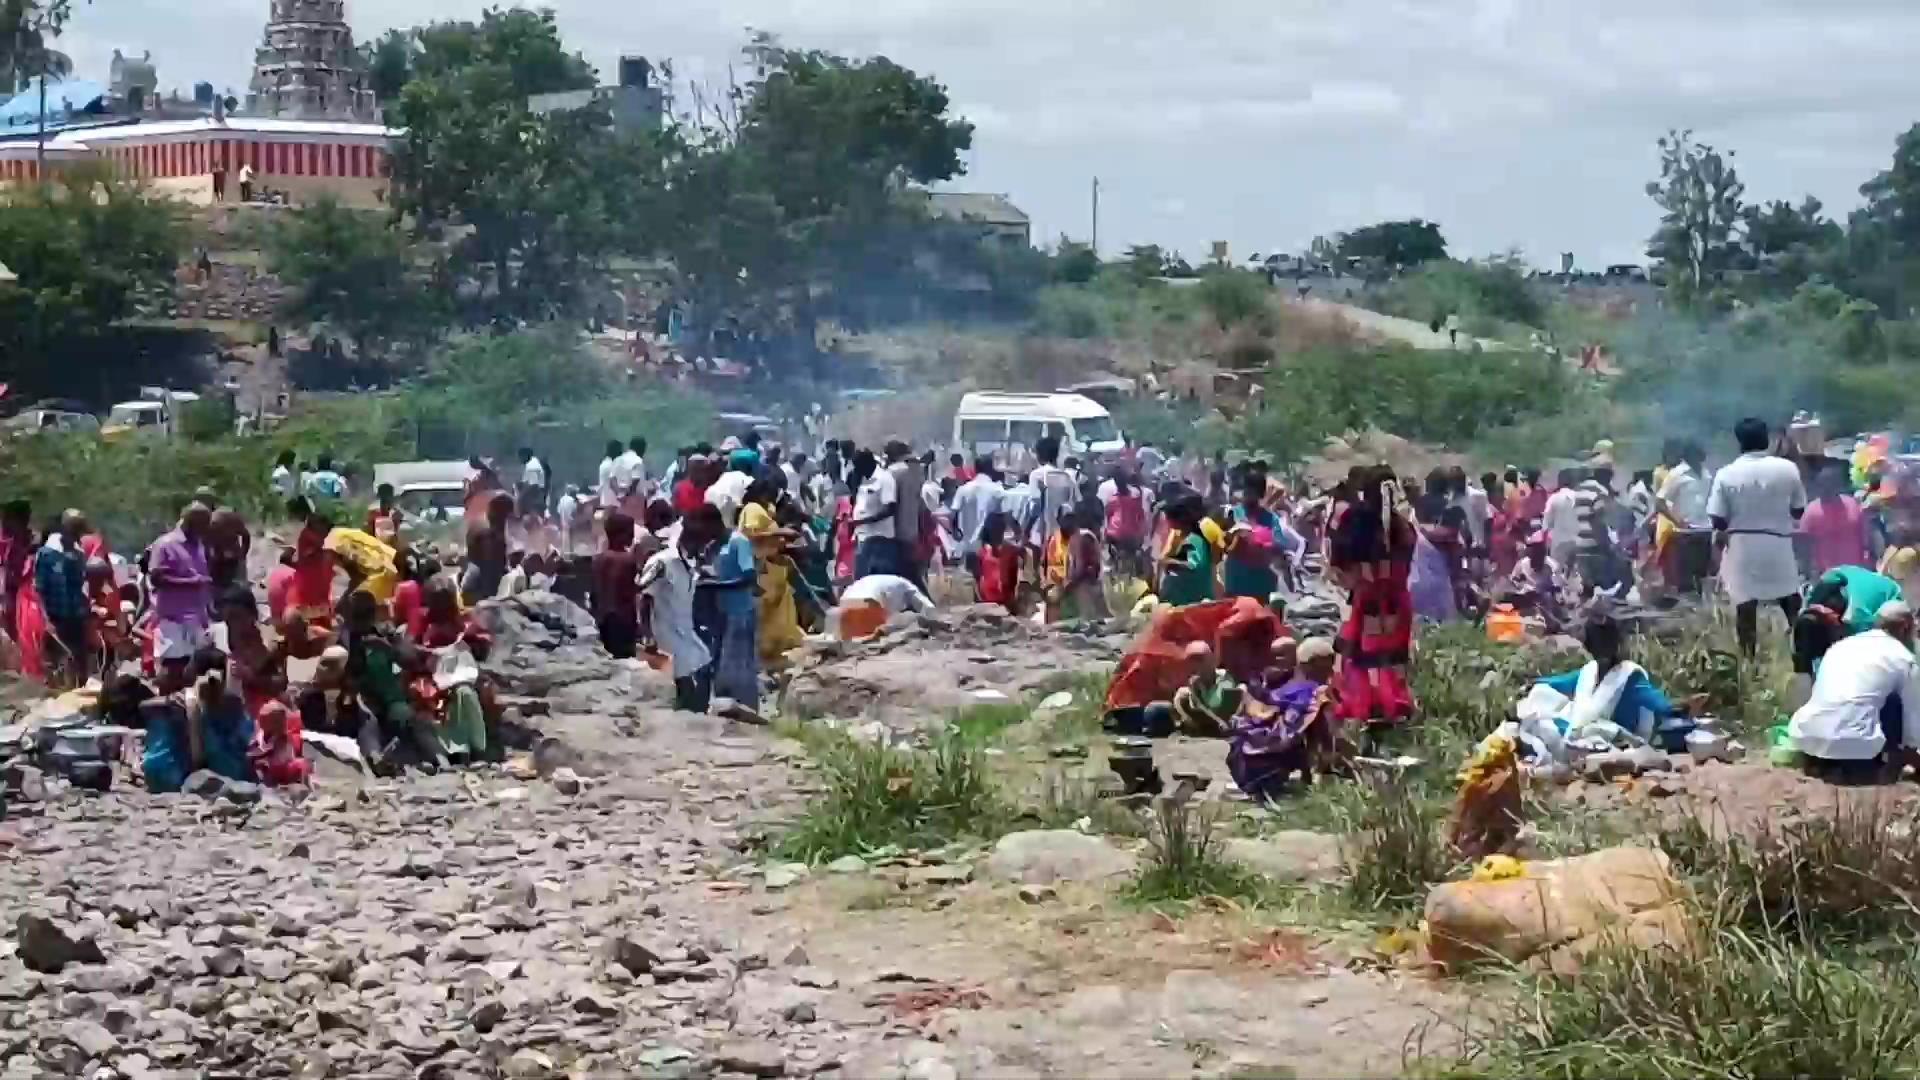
{"left": 1337, "top": 219, "right": 1449, "bottom": 268}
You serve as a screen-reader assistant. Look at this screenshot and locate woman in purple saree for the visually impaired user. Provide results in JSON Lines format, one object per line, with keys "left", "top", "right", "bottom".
{"left": 1228, "top": 638, "right": 1341, "bottom": 800}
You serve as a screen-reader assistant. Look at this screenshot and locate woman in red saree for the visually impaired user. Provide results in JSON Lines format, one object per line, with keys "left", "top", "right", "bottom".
{"left": 1328, "top": 465, "right": 1417, "bottom": 724}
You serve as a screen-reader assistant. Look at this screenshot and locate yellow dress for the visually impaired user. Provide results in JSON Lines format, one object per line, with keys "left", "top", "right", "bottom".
{"left": 738, "top": 503, "right": 805, "bottom": 664}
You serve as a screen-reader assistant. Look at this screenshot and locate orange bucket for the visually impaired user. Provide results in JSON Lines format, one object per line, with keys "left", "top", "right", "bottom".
{"left": 837, "top": 600, "right": 887, "bottom": 641}
{"left": 1485, "top": 604, "right": 1525, "bottom": 644}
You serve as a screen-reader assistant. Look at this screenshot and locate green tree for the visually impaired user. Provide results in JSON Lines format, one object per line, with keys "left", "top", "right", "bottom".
{"left": 0, "top": 167, "right": 184, "bottom": 386}
{"left": 1646, "top": 129, "right": 1747, "bottom": 301}
{"left": 0, "top": 0, "right": 76, "bottom": 94}
{"left": 1122, "top": 243, "right": 1168, "bottom": 281}
{"left": 1337, "top": 219, "right": 1448, "bottom": 268}
{"left": 362, "top": 29, "right": 414, "bottom": 103}
{"left": 1051, "top": 238, "right": 1100, "bottom": 284}
{"left": 669, "top": 37, "right": 975, "bottom": 346}
{"left": 268, "top": 195, "right": 444, "bottom": 363}
{"left": 386, "top": 7, "right": 647, "bottom": 325}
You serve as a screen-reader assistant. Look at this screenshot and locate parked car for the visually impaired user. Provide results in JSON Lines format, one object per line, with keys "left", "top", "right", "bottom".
{"left": 2, "top": 399, "right": 99, "bottom": 436}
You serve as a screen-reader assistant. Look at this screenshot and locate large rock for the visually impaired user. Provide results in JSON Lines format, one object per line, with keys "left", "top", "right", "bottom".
{"left": 1224, "top": 831, "right": 1345, "bottom": 884}
{"left": 1423, "top": 845, "right": 1693, "bottom": 974}
{"left": 16, "top": 913, "right": 106, "bottom": 973}
{"left": 471, "top": 592, "right": 620, "bottom": 696}
{"left": 984, "top": 830, "right": 1137, "bottom": 885}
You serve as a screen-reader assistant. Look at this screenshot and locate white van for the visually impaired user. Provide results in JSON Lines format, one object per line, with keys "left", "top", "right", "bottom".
{"left": 952, "top": 391, "right": 1124, "bottom": 465}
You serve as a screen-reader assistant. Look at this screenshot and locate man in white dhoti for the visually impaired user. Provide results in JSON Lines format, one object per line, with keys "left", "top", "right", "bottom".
{"left": 1708, "top": 417, "right": 1808, "bottom": 656}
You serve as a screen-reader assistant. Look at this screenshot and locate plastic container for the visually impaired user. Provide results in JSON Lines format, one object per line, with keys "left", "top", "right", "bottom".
{"left": 1486, "top": 604, "right": 1525, "bottom": 644}
{"left": 835, "top": 600, "right": 887, "bottom": 641}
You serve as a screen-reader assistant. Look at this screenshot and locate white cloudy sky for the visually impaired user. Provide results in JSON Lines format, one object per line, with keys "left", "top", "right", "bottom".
{"left": 56, "top": 0, "right": 1920, "bottom": 266}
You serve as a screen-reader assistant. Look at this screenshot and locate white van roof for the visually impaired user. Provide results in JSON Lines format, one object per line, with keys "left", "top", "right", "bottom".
{"left": 956, "top": 391, "right": 1110, "bottom": 420}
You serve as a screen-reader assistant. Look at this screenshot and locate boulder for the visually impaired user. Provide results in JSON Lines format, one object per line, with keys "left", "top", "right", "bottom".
{"left": 983, "top": 830, "right": 1137, "bottom": 885}
{"left": 1423, "top": 845, "right": 1693, "bottom": 974}
{"left": 1224, "top": 831, "right": 1345, "bottom": 883}
{"left": 16, "top": 913, "right": 106, "bottom": 973}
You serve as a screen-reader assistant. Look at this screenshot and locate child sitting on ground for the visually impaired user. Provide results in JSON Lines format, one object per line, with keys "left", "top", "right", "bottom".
{"left": 1172, "top": 640, "right": 1249, "bottom": 736}
{"left": 249, "top": 700, "right": 311, "bottom": 786}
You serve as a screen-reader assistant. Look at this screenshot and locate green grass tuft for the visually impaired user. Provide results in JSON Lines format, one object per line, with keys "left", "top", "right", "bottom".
{"left": 1125, "top": 797, "right": 1270, "bottom": 908}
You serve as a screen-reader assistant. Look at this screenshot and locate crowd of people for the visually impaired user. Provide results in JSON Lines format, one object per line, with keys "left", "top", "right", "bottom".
{"left": 10, "top": 408, "right": 1920, "bottom": 797}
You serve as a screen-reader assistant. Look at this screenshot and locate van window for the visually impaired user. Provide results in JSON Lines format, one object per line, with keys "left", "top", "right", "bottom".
{"left": 1008, "top": 420, "right": 1047, "bottom": 448}
{"left": 1072, "top": 416, "right": 1118, "bottom": 444}
{"left": 959, "top": 418, "right": 1007, "bottom": 447}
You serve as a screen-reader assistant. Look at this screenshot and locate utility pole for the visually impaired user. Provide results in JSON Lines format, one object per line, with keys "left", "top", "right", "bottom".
{"left": 1090, "top": 176, "right": 1100, "bottom": 256}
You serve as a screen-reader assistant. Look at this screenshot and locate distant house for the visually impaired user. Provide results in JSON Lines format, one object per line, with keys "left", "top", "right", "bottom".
{"left": 927, "top": 192, "right": 1031, "bottom": 249}
{"left": 528, "top": 56, "right": 664, "bottom": 136}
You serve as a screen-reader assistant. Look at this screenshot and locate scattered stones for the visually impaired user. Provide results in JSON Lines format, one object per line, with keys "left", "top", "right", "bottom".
{"left": 983, "top": 830, "right": 1138, "bottom": 885}
{"left": 763, "top": 864, "right": 810, "bottom": 891}
{"left": 550, "top": 768, "right": 583, "bottom": 796}
{"left": 1016, "top": 884, "right": 1057, "bottom": 904}
{"left": 16, "top": 913, "right": 106, "bottom": 973}
{"left": 791, "top": 967, "right": 838, "bottom": 989}
{"left": 714, "top": 1039, "right": 787, "bottom": 1077}
{"left": 63, "top": 1019, "right": 118, "bottom": 1058}
{"left": 602, "top": 934, "right": 663, "bottom": 974}
{"left": 825, "top": 855, "right": 869, "bottom": 875}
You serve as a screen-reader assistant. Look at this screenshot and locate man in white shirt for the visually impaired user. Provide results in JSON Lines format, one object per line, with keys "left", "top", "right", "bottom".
{"left": 1027, "top": 435, "right": 1078, "bottom": 548}
{"left": 597, "top": 440, "right": 623, "bottom": 509}
{"left": 841, "top": 573, "right": 936, "bottom": 617}
{"left": 1541, "top": 469, "right": 1583, "bottom": 569}
{"left": 1656, "top": 438, "right": 1713, "bottom": 594}
{"left": 614, "top": 437, "right": 648, "bottom": 504}
{"left": 640, "top": 528, "right": 714, "bottom": 713}
{"left": 1788, "top": 601, "right": 1920, "bottom": 779}
{"left": 1709, "top": 418, "right": 1808, "bottom": 656}
{"left": 517, "top": 447, "right": 547, "bottom": 516}
{"left": 952, "top": 457, "right": 1004, "bottom": 565}
{"left": 850, "top": 450, "right": 899, "bottom": 579}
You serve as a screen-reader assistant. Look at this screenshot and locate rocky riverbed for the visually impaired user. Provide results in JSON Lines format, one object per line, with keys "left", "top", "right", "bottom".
{"left": 0, "top": 598, "right": 1466, "bottom": 1079}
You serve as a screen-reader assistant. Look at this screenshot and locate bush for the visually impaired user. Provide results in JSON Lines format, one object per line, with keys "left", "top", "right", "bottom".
{"left": 1340, "top": 776, "right": 1453, "bottom": 912}
{"left": 1444, "top": 928, "right": 1920, "bottom": 1080}
{"left": 1194, "top": 270, "right": 1274, "bottom": 331}
{"left": 772, "top": 729, "right": 1001, "bottom": 862}
{"left": 1030, "top": 284, "right": 1120, "bottom": 339}
{"left": 1373, "top": 257, "right": 1543, "bottom": 332}
{"left": 1127, "top": 797, "right": 1267, "bottom": 907}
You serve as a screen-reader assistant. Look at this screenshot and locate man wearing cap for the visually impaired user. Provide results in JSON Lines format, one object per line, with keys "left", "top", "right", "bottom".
{"left": 1787, "top": 600, "right": 1920, "bottom": 781}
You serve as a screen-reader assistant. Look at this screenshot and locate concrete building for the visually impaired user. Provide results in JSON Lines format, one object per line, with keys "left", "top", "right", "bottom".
{"left": 244, "top": 0, "right": 377, "bottom": 122}
{"left": 528, "top": 56, "right": 663, "bottom": 135}
{"left": 0, "top": 116, "right": 395, "bottom": 206}
{"left": 927, "top": 192, "right": 1031, "bottom": 248}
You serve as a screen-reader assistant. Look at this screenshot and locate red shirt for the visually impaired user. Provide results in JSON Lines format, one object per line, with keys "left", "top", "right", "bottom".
{"left": 392, "top": 579, "right": 427, "bottom": 640}
{"left": 672, "top": 479, "right": 704, "bottom": 516}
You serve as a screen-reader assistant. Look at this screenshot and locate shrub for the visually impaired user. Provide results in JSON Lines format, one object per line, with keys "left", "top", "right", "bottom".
{"left": 1340, "top": 776, "right": 1453, "bottom": 912}
{"left": 1442, "top": 929, "right": 1920, "bottom": 1080}
{"left": 1127, "top": 797, "right": 1267, "bottom": 906}
{"left": 772, "top": 729, "right": 1001, "bottom": 862}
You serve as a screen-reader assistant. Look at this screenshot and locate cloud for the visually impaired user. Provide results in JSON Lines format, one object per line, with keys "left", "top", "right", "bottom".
{"left": 54, "top": 0, "right": 1920, "bottom": 267}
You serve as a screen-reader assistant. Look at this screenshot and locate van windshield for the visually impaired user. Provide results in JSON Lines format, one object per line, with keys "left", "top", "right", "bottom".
{"left": 1072, "top": 416, "right": 1119, "bottom": 444}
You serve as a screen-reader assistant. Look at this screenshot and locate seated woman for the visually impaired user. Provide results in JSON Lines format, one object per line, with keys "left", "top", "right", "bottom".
{"left": 141, "top": 644, "right": 257, "bottom": 792}
{"left": 406, "top": 580, "right": 494, "bottom": 764}
{"left": 1533, "top": 613, "right": 1684, "bottom": 743}
{"left": 1228, "top": 637, "right": 1341, "bottom": 800}
{"left": 1787, "top": 600, "right": 1920, "bottom": 783}
{"left": 1502, "top": 530, "right": 1572, "bottom": 632}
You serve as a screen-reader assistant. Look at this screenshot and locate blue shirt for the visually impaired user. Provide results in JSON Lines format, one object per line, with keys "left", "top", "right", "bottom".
{"left": 33, "top": 538, "right": 84, "bottom": 624}
{"left": 707, "top": 532, "right": 757, "bottom": 618}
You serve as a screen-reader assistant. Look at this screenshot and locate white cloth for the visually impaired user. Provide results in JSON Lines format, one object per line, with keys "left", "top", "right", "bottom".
{"left": 639, "top": 548, "right": 712, "bottom": 679}
{"left": 952, "top": 475, "right": 1004, "bottom": 557}
{"left": 597, "top": 456, "right": 620, "bottom": 507}
{"left": 705, "top": 471, "right": 753, "bottom": 529}
{"left": 1565, "top": 660, "right": 1649, "bottom": 739}
{"left": 853, "top": 470, "right": 898, "bottom": 542}
{"left": 1659, "top": 462, "right": 1711, "bottom": 529}
{"left": 781, "top": 462, "right": 802, "bottom": 496}
{"left": 841, "top": 574, "right": 935, "bottom": 615}
{"left": 521, "top": 457, "right": 547, "bottom": 489}
{"left": 270, "top": 465, "right": 295, "bottom": 499}
{"left": 1788, "top": 629, "right": 1920, "bottom": 760}
{"left": 1542, "top": 488, "right": 1581, "bottom": 550}
{"left": 1708, "top": 452, "right": 1807, "bottom": 603}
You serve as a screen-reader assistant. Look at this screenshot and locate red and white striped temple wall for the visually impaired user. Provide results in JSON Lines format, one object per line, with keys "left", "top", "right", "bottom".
{"left": 0, "top": 117, "right": 396, "bottom": 205}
